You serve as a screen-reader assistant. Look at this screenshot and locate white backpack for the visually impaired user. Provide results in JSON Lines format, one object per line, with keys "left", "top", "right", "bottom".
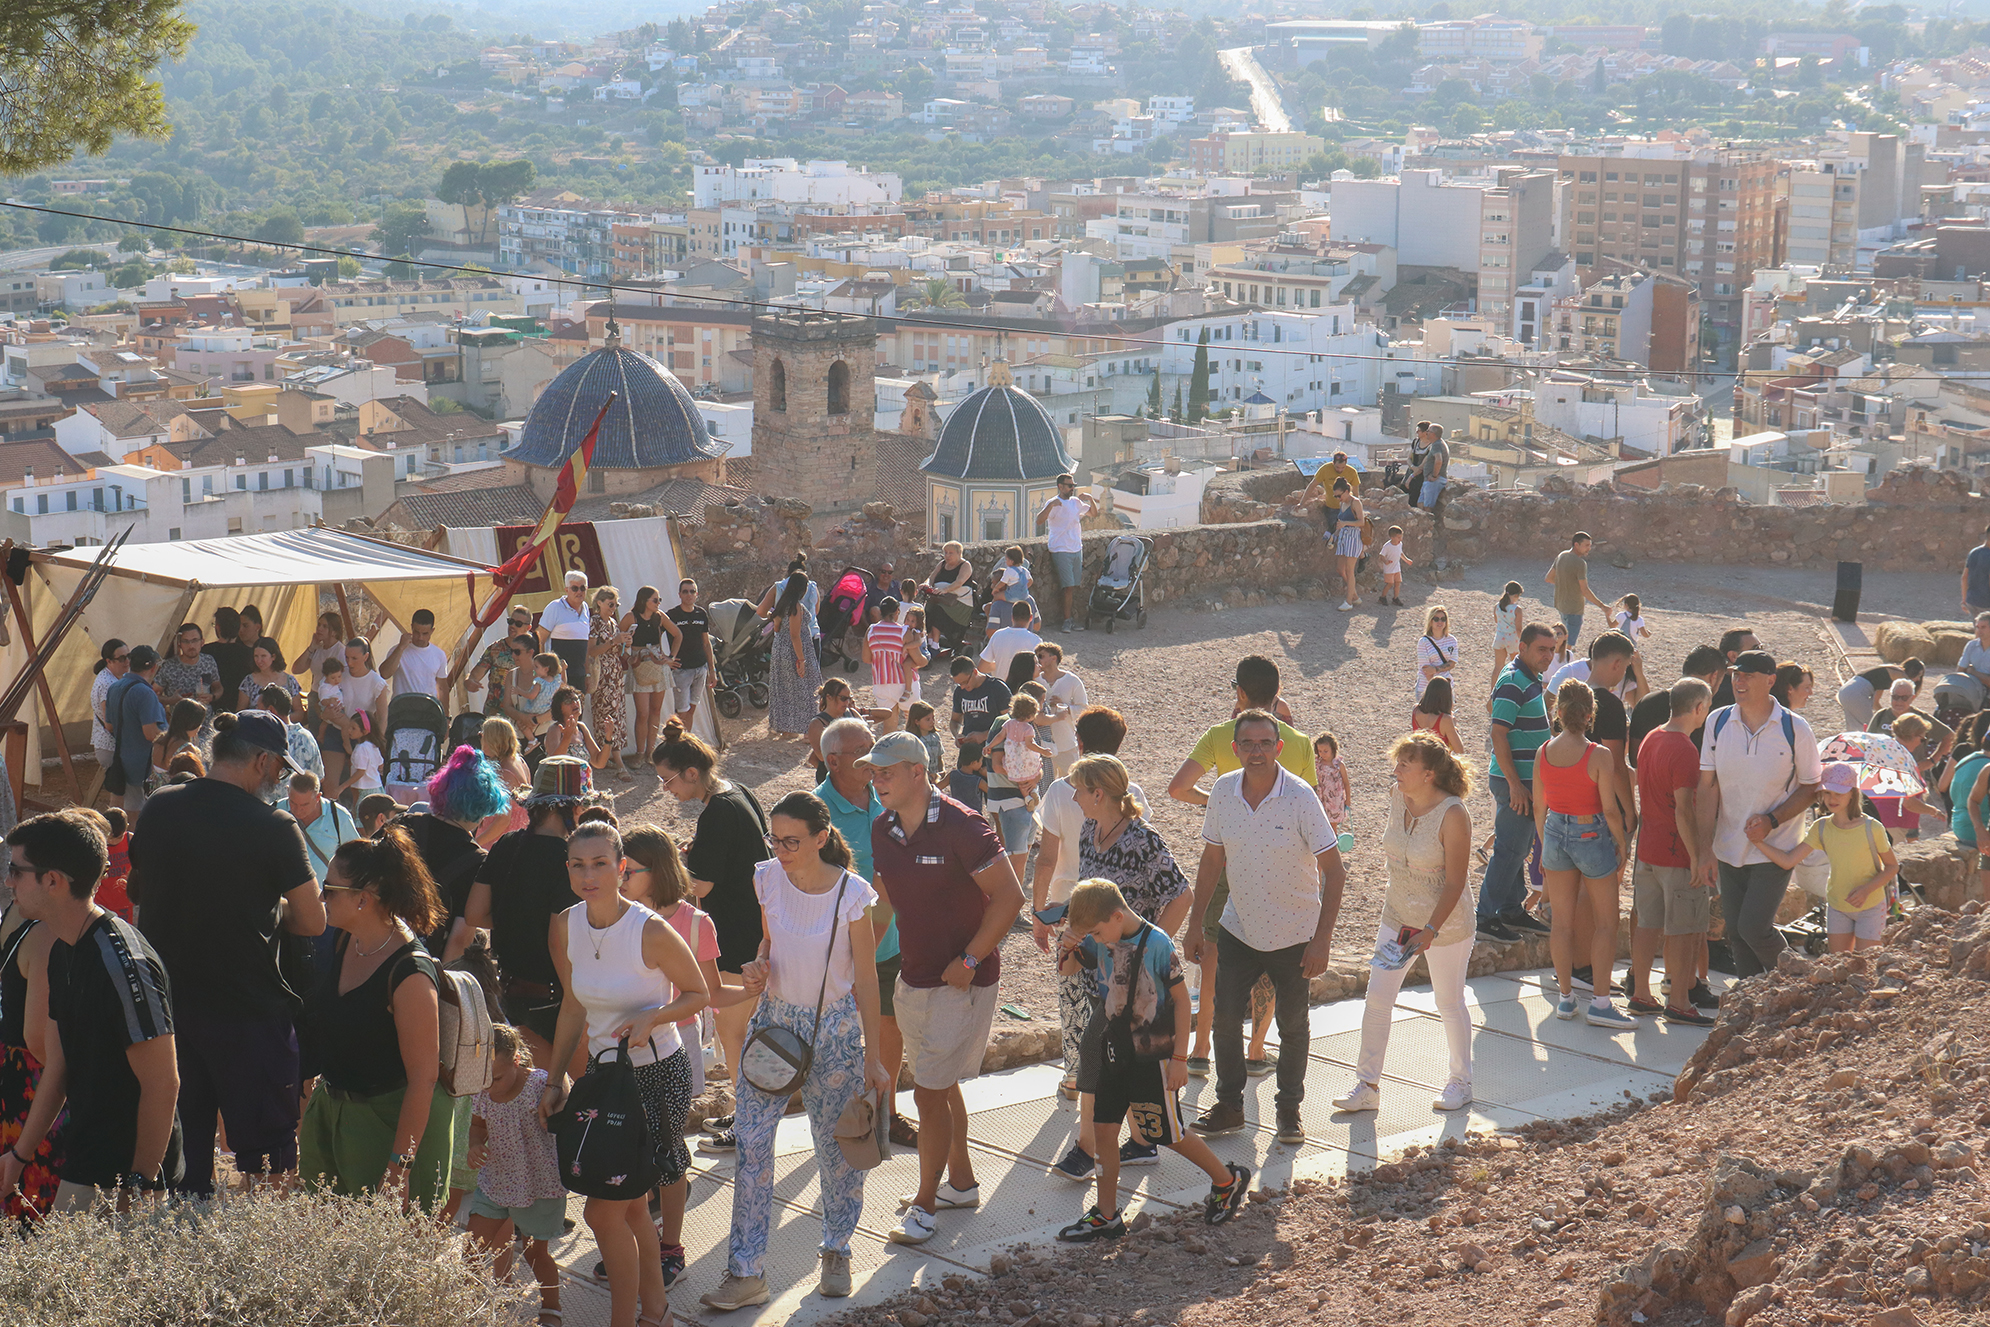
{"left": 437, "top": 967, "right": 495, "bottom": 1098}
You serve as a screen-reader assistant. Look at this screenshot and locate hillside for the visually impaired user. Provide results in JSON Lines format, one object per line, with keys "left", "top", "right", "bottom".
{"left": 836, "top": 905, "right": 1990, "bottom": 1327}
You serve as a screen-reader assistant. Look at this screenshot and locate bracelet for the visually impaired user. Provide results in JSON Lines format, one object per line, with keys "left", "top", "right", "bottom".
{"left": 9, "top": 1145, "right": 30, "bottom": 1166}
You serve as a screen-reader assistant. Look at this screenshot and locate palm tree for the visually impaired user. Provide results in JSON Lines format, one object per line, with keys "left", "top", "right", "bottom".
{"left": 904, "top": 277, "right": 967, "bottom": 311}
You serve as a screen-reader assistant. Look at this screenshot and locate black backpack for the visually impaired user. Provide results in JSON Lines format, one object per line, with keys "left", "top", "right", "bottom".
{"left": 550, "top": 1035, "right": 660, "bottom": 1200}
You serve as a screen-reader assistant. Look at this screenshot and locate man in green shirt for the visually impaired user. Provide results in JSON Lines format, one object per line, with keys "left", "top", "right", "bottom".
{"left": 1545, "top": 531, "right": 1608, "bottom": 649}
{"left": 1166, "top": 655, "right": 1312, "bottom": 1077}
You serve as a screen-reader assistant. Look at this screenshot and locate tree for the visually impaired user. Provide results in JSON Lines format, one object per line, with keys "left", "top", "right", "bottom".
{"left": 376, "top": 201, "right": 429, "bottom": 259}
{"left": 1187, "top": 326, "right": 1211, "bottom": 424}
{"left": 51, "top": 247, "right": 109, "bottom": 269}
{"left": 436, "top": 159, "right": 536, "bottom": 246}
{"left": 384, "top": 254, "right": 416, "bottom": 280}
{"left": 1170, "top": 382, "right": 1183, "bottom": 424}
{"left": 1145, "top": 371, "right": 1162, "bottom": 419}
{"left": 904, "top": 277, "right": 966, "bottom": 310}
{"left": 0, "top": 0, "right": 196, "bottom": 173}
{"left": 336, "top": 254, "right": 362, "bottom": 278}
{"left": 254, "top": 208, "right": 303, "bottom": 246}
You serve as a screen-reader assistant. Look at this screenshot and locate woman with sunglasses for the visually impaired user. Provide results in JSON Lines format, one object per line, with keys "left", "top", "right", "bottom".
{"left": 1415, "top": 605, "right": 1458, "bottom": 706}
{"left": 651, "top": 719, "right": 768, "bottom": 1151}
{"left": 297, "top": 825, "right": 455, "bottom": 1211}
{"left": 468, "top": 609, "right": 539, "bottom": 718}
{"left": 699, "top": 793, "right": 888, "bottom": 1312}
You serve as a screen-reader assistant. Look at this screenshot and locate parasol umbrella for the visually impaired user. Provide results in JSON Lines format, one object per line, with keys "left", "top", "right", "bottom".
{"left": 1816, "top": 731, "right": 1925, "bottom": 797}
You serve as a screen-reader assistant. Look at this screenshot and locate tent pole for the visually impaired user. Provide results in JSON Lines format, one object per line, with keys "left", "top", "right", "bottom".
{"left": 2, "top": 561, "right": 83, "bottom": 804}
{"left": 155, "top": 584, "right": 199, "bottom": 655}
{"left": 334, "top": 584, "right": 354, "bottom": 639}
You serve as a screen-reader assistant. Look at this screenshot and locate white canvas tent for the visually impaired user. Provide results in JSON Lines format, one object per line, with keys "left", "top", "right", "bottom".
{"left": 9, "top": 527, "right": 496, "bottom": 790}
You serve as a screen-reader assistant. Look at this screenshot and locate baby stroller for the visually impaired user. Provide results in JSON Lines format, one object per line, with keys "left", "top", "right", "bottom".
{"left": 446, "top": 710, "right": 486, "bottom": 756}
{"left": 383, "top": 692, "right": 449, "bottom": 805}
{"left": 818, "top": 566, "right": 877, "bottom": 674}
{"left": 707, "top": 597, "right": 771, "bottom": 720}
{"left": 1933, "top": 671, "right": 1986, "bottom": 733}
{"left": 1085, "top": 533, "right": 1152, "bottom": 634}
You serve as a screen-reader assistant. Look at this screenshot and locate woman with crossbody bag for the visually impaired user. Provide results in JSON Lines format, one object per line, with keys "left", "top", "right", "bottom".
{"left": 701, "top": 792, "right": 889, "bottom": 1313}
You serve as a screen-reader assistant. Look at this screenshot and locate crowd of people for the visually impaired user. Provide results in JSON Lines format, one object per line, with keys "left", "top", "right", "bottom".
{"left": 5, "top": 513, "right": 1983, "bottom": 1324}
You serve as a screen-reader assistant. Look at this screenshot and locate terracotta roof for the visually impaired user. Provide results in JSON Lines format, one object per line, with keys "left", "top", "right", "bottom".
{"left": 85, "top": 399, "right": 187, "bottom": 439}
{"left": 174, "top": 423, "right": 323, "bottom": 466}
{"left": 0, "top": 437, "right": 82, "bottom": 485}
{"left": 392, "top": 483, "right": 545, "bottom": 529}
{"left": 411, "top": 467, "right": 520, "bottom": 494}
{"left": 569, "top": 476, "right": 763, "bottom": 527}
{"left": 874, "top": 429, "right": 929, "bottom": 518}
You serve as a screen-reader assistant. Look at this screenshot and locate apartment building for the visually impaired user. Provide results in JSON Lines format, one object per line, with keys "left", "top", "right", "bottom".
{"left": 497, "top": 194, "right": 649, "bottom": 275}
{"left": 1786, "top": 163, "right": 1863, "bottom": 268}
{"left": 692, "top": 159, "right": 903, "bottom": 210}
{"left": 1557, "top": 149, "right": 1778, "bottom": 353}
{"left": 1417, "top": 15, "right": 1542, "bottom": 62}
{"left": 1330, "top": 167, "right": 1554, "bottom": 323}
{"left": 1183, "top": 131, "right": 1324, "bottom": 174}
{"left": 315, "top": 276, "right": 522, "bottom": 325}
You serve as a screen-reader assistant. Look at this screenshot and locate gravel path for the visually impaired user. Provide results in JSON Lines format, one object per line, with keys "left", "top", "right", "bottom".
{"left": 603, "top": 560, "right": 1965, "bottom": 1037}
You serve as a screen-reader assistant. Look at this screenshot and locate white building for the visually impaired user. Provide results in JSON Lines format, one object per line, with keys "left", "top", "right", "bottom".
{"left": 1147, "top": 95, "right": 1195, "bottom": 124}
{"left": 692, "top": 158, "right": 903, "bottom": 210}
{"left": 1531, "top": 373, "right": 1706, "bottom": 457}
{"left": 1158, "top": 309, "right": 1386, "bottom": 417}
{"left": 1329, "top": 167, "right": 1556, "bottom": 321}
{"left": 35, "top": 270, "right": 108, "bottom": 309}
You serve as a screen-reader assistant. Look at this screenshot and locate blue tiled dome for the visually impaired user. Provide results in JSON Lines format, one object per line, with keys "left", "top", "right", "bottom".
{"left": 511, "top": 345, "right": 724, "bottom": 470}
{"left": 920, "top": 363, "right": 1074, "bottom": 482}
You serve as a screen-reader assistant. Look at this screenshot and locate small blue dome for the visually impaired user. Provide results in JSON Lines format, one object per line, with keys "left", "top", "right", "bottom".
{"left": 920, "top": 365, "right": 1073, "bottom": 482}
{"left": 512, "top": 345, "right": 724, "bottom": 470}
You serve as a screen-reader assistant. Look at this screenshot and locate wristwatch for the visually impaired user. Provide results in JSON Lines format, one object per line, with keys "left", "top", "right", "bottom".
{"left": 120, "top": 1170, "right": 164, "bottom": 1192}
{"left": 959, "top": 952, "right": 979, "bottom": 971}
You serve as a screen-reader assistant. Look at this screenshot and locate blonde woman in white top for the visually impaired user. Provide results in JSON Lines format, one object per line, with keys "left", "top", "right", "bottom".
{"left": 1332, "top": 731, "right": 1477, "bottom": 1115}
{"left": 541, "top": 822, "right": 709, "bottom": 1327}
{"left": 701, "top": 791, "right": 890, "bottom": 1312}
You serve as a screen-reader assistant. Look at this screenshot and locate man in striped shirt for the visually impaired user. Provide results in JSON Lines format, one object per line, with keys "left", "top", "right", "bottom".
{"left": 2, "top": 811, "right": 183, "bottom": 1210}
{"left": 1476, "top": 624, "right": 1557, "bottom": 945}
{"left": 867, "top": 596, "right": 911, "bottom": 725}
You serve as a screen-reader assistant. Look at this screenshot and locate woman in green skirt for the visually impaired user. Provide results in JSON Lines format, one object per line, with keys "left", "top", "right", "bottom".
{"left": 298, "top": 826, "right": 454, "bottom": 1210}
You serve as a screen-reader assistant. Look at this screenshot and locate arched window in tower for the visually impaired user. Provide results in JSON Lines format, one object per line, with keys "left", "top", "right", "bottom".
{"left": 770, "top": 357, "right": 787, "bottom": 412}
{"left": 827, "top": 360, "right": 849, "bottom": 416}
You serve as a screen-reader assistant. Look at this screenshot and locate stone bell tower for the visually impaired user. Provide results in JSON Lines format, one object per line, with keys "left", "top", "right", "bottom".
{"left": 750, "top": 310, "right": 878, "bottom": 512}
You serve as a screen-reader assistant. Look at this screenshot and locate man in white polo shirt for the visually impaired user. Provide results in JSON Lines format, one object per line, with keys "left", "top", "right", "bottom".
{"left": 1694, "top": 650, "right": 1822, "bottom": 978}
{"left": 1185, "top": 709, "right": 1344, "bottom": 1146}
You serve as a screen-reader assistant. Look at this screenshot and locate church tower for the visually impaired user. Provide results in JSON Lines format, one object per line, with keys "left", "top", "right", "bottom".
{"left": 750, "top": 310, "right": 877, "bottom": 512}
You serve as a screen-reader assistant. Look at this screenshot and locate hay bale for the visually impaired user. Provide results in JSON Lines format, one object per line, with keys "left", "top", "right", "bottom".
{"left": 1928, "top": 626, "right": 1973, "bottom": 668}
{"left": 1875, "top": 620, "right": 1937, "bottom": 664}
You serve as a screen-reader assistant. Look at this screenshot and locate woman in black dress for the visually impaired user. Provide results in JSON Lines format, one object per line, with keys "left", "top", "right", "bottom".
{"left": 651, "top": 718, "right": 766, "bottom": 1149}
{"left": 0, "top": 903, "right": 57, "bottom": 1220}
{"left": 462, "top": 755, "right": 604, "bottom": 1072}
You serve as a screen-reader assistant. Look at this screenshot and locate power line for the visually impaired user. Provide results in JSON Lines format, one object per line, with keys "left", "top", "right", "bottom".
{"left": 0, "top": 199, "right": 1971, "bottom": 388}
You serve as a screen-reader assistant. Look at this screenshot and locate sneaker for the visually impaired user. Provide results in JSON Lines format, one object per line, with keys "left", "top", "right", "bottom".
{"left": 1190, "top": 1102, "right": 1246, "bottom": 1136}
{"left": 700, "top": 1273, "right": 770, "bottom": 1311}
{"left": 1664, "top": 1004, "right": 1717, "bottom": 1028}
{"left": 1392, "top": 597, "right": 1405, "bottom": 606}
{"left": 1626, "top": 995, "right": 1665, "bottom": 1017}
{"left": 1433, "top": 1080, "right": 1473, "bottom": 1112}
{"left": 1586, "top": 1001, "right": 1637, "bottom": 1030}
{"left": 818, "top": 1250, "right": 852, "bottom": 1298}
{"left": 1052, "top": 1144, "right": 1097, "bottom": 1181}
{"left": 1331, "top": 1081, "right": 1380, "bottom": 1113}
{"left": 896, "top": 1181, "right": 980, "bottom": 1211}
{"left": 1570, "top": 965, "right": 1594, "bottom": 992}
{"left": 660, "top": 1244, "right": 687, "bottom": 1288}
{"left": 1274, "top": 1106, "right": 1305, "bottom": 1144}
{"left": 701, "top": 1114, "right": 735, "bottom": 1133}
{"left": 1376, "top": 595, "right": 1388, "bottom": 605}
{"left": 1475, "top": 916, "right": 1520, "bottom": 944}
{"left": 888, "top": 1204, "right": 937, "bottom": 1245}
{"left": 1204, "top": 1164, "right": 1251, "bottom": 1226}
{"left": 1185, "top": 1055, "right": 1211, "bottom": 1078}
{"left": 1056, "top": 1206, "right": 1124, "bottom": 1243}
{"left": 1554, "top": 995, "right": 1578, "bottom": 1020}
{"left": 1688, "top": 980, "right": 1721, "bottom": 1010}
{"left": 1119, "top": 1138, "right": 1160, "bottom": 1167}
{"left": 1244, "top": 1051, "right": 1277, "bottom": 1078}
{"left": 1499, "top": 909, "right": 1552, "bottom": 936}
{"left": 697, "top": 1129, "right": 737, "bottom": 1153}
{"left": 1062, "top": 620, "right": 1078, "bottom": 634}
{"left": 1337, "top": 600, "right": 1354, "bottom": 612}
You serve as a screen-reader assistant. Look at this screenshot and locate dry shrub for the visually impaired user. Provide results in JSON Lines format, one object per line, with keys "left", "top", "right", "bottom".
{"left": 0, "top": 1185, "right": 528, "bottom": 1325}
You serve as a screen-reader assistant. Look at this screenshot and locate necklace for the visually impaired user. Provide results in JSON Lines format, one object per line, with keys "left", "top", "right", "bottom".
{"left": 586, "top": 901, "right": 629, "bottom": 960}
{"left": 1095, "top": 814, "right": 1129, "bottom": 848}
{"left": 352, "top": 927, "right": 400, "bottom": 958}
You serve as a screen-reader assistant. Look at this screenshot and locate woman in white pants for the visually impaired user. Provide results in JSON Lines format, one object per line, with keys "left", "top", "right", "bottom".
{"left": 1332, "top": 731, "right": 1477, "bottom": 1114}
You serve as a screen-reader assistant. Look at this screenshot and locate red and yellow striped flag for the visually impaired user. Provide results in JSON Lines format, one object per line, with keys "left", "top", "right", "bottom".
{"left": 491, "top": 392, "right": 616, "bottom": 586}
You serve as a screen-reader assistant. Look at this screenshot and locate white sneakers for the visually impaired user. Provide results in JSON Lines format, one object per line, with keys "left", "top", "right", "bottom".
{"left": 896, "top": 1180, "right": 979, "bottom": 1211}
{"left": 1336, "top": 600, "right": 1354, "bottom": 612}
{"left": 889, "top": 1205, "right": 937, "bottom": 1245}
{"left": 1433, "top": 1080, "right": 1473, "bottom": 1112}
{"left": 1331, "top": 1080, "right": 1380, "bottom": 1112}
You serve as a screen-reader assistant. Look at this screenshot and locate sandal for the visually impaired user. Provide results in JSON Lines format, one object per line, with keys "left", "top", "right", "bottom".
{"left": 639, "top": 1312, "right": 674, "bottom": 1327}
{"left": 1058, "top": 1079, "right": 1079, "bottom": 1101}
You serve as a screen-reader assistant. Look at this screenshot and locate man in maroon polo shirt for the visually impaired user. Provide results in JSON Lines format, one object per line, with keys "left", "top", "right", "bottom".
{"left": 863, "top": 731, "right": 1025, "bottom": 1246}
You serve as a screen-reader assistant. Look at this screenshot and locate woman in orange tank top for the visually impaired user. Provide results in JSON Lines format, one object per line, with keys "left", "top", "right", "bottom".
{"left": 1532, "top": 679, "right": 1632, "bottom": 1028}
{"left": 1408, "top": 677, "right": 1464, "bottom": 755}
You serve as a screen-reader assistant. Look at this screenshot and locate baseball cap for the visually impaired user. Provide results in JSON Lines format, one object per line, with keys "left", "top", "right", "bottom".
{"left": 229, "top": 710, "right": 308, "bottom": 775}
{"left": 856, "top": 731, "right": 929, "bottom": 770}
{"left": 1819, "top": 762, "right": 1860, "bottom": 795}
{"left": 1733, "top": 650, "right": 1778, "bottom": 675}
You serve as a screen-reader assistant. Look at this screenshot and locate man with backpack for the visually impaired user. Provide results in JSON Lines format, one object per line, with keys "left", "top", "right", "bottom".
{"left": 1694, "top": 650, "right": 1823, "bottom": 977}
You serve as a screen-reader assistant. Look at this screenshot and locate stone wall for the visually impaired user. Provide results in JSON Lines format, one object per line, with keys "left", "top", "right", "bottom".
{"left": 1435, "top": 462, "right": 1990, "bottom": 573}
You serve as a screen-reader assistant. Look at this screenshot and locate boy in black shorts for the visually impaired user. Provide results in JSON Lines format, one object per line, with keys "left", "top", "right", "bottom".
{"left": 1055, "top": 880, "right": 1248, "bottom": 1241}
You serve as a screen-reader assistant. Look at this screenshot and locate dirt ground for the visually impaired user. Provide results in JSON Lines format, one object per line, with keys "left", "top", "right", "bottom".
{"left": 822, "top": 903, "right": 1990, "bottom": 1327}
{"left": 600, "top": 559, "right": 1965, "bottom": 1029}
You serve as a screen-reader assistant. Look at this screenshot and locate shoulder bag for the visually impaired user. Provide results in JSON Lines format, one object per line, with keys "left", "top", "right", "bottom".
{"left": 738, "top": 871, "right": 849, "bottom": 1097}
{"left": 1100, "top": 922, "right": 1170, "bottom": 1067}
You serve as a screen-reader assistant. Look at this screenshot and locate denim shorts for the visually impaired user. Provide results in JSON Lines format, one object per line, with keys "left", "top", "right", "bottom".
{"left": 1050, "top": 550, "right": 1083, "bottom": 588}
{"left": 1541, "top": 811, "right": 1619, "bottom": 878}
{"left": 994, "top": 803, "right": 1036, "bottom": 852}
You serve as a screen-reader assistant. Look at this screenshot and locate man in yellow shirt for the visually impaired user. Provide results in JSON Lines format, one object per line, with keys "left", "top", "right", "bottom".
{"left": 1166, "top": 655, "right": 1314, "bottom": 1078}
{"left": 1298, "top": 451, "right": 1362, "bottom": 509}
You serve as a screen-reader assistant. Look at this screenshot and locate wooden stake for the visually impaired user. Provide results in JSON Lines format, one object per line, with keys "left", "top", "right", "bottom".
{"left": 2, "top": 565, "right": 82, "bottom": 803}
